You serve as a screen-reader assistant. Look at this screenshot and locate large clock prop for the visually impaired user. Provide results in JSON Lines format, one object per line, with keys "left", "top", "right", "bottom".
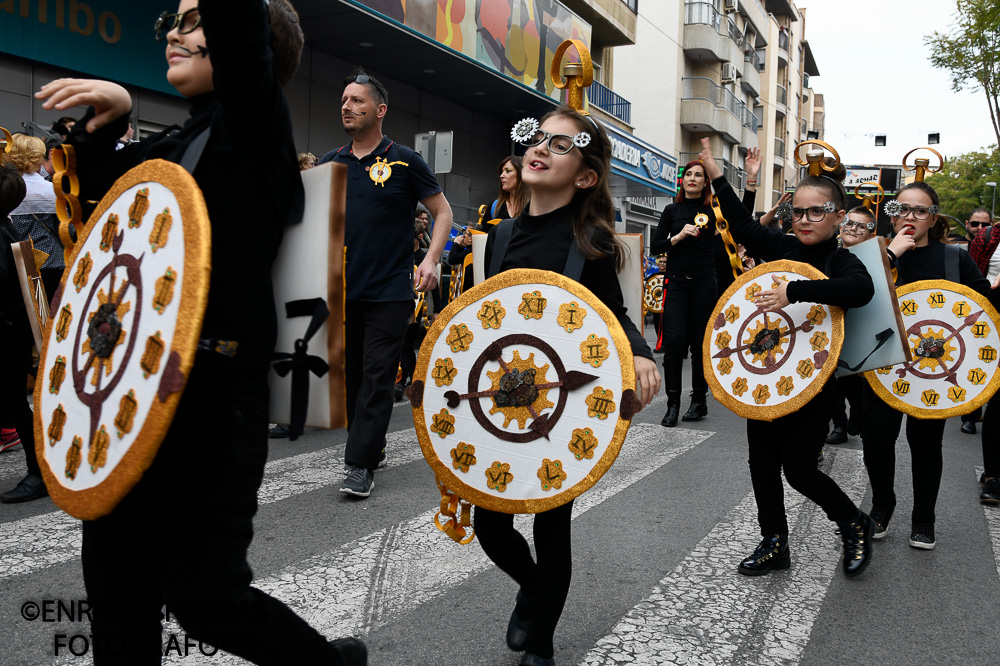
{"left": 34, "top": 160, "right": 210, "bottom": 520}
{"left": 407, "top": 269, "right": 642, "bottom": 543}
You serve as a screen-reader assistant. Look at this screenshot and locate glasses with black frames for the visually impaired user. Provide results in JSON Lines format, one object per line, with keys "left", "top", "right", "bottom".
{"left": 154, "top": 8, "right": 201, "bottom": 41}
{"left": 791, "top": 205, "right": 835, "bottom": 223}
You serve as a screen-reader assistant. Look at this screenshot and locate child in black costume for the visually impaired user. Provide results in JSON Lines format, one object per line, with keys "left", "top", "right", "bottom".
{"left": 36, "top": 2, "right": 365, "bottom": 663}
{"left": 864, "top": 181, "right": 1000, "bottom": 549}
{"left": 476, "top": 107, "right": 659, "bottom": 666}
{"left": 698, "top": 139, "right": 877, "bottom": 578}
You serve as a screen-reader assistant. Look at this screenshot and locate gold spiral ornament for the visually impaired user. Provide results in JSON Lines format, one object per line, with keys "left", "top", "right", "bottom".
{"left": 853, "top": 181, "right": 885, "bottom": 212}
{"left": 901, "top": 147, "right": 944, "bottom": 183}
{"left": 550, "top": 39, "right": 594, "bottom": 113}
{"left": 794, "top": 140, "right": 841, "bottom": 177}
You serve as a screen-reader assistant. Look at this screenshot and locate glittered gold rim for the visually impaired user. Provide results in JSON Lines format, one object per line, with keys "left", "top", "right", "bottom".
{"left": 326, "top": 163, "right": 348, "bottom": 429}
{"left": 702, "top": 260, "right": 845, "bottom": 422}
{"left": 864, "top": 279, "right": 1000, "bottom": 419}
{"left": 35, "top": 160, "right": 211, "bottom": 520}
{"left": 412, "top": 268, "right": 635, "bottom": 514}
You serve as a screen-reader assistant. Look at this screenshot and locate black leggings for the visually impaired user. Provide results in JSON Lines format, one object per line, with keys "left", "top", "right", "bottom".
{"left": 861, "top": 384, "right": 945, "bottom": 524}
{"left": 981, "top": 397, "right": 1000, "bottom": 478}
{"left": 81, "top": 383, "right": 339, "bottom": 664}
{"left": 747, "top": 385, "right": 859, "bottom": 535}
{"left": 660, "top": 274, "right": 716, "bottom": 395}
{"left": 474, "top": 501, "right": 573, "bottom": 659}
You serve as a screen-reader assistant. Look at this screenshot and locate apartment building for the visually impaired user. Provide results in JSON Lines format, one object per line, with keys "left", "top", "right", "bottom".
{"left": 613, "top": 0, "right": 827, "bottom": 219}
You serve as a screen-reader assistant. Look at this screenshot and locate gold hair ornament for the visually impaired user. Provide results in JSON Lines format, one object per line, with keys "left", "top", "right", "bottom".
{"left": 902, "top": 147, "right": 944, "bottom": 183}
{"left": 794, "top": 140, "right": 841, "bottom": 177}
{"left": 854, "top": 182, "right": 885, "bottom": 213}
{"left": 551, "top": 40, "right": 594, "bottom": 113}
{"left": 0, "top": 126, "right": 11, "bottom": 153}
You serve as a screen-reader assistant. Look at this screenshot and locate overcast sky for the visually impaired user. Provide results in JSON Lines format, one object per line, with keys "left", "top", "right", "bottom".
{"left": 800, "top": 0, "right": 997, "bottom": 167}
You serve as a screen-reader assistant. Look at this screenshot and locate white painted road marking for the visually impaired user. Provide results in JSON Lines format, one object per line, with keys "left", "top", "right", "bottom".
{"left": 976, "top": 467, "right": 1000, "bottom": 583}
{"left": 159, "top": 424, "right": 712, "bottom": 664}
{"left": 0, "top": 428, "right": 426, "bottom": 581}
{"left": 581, "top": 446, "right": 868, "bottom": 666}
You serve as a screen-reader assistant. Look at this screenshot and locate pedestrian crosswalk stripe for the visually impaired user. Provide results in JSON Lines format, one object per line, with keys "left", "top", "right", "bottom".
{"left": 0, "top": 428, "right": 425, "bottom": 581}
{"left": 581, "top": 446, "right": 868, "bottom": 666}
{"left": 976, "top": 467, "right": 1000, "bottom": 583}
{"left": 159, "top": 425, "right": 712, "bottom": 664}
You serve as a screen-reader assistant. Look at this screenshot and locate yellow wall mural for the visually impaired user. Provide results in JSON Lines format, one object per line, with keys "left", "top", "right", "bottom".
{"left": 356, "top": 0, "right": 592, "bottom": 101}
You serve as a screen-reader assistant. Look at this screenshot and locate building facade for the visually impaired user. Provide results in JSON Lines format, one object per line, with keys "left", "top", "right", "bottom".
{"left": 612, "top": 0, "right": 829, "bottom": 232}
{"left": 1, "top": 0, "right": 679, "bottom": 239}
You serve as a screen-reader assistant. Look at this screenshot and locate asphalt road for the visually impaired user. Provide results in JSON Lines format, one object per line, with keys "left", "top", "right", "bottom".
{"left": 1, "top": 336, "right": 998, "bottom": 666}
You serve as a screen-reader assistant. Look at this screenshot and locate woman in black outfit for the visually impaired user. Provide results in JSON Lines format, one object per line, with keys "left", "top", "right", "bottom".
{"left": 699, "top": 139, "right": 877, "bottom": 578}
{"left": 476, "top": 108, "right": 659, "bottom": 666}
{"left": 863, "top": 181, "right": 1000, "bottom": 550}
{"left": 650, "top": 160, "right": 718, "bottom": 426}
{"left": 652, "top": 149, "right": 761, "bottom": 427}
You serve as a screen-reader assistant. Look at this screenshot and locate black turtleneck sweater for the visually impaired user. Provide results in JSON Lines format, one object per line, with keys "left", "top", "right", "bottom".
{"left": 712, "top": 176, "right": 874, "bottom": 309}
{"left": 650, "top": 199, "right": 717, "bottom": 277}
{"left": 483, "top": 204, "right": 652, "bottom": 361}
{"left": 893, "top": 242, "right": 1000, "bottom": 308}
{"left": 65, "top": 0, "right": 301, "bottom": 392}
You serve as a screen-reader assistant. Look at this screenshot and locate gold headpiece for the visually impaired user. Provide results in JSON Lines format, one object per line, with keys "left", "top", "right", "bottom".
{"left": 902, "top": 147, "right": 944, "bottom": 183}
{"left": 550, "top": 40, "right": 594, "bottom": 113}
{"left": 794, "top": 140, "right": 841, "bottom": 177}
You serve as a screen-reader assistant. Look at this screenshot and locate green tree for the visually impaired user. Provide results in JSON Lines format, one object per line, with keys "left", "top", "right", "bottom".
{"left": 925, "top": 0, "right": 1000, "bottom": 149}
{"left": 925, "top": 145, "right": 1000, "bottom": 230}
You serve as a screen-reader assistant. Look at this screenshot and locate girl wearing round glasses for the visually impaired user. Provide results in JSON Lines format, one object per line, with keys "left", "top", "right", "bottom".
{"left": 865, "top": 182, "right": 1000, "bottom": 550}
{"left": 697, "top": 138, "right": 878, "bottom": 579}
{"left": 476, "top": 109, "right": 659, "bottom": 666}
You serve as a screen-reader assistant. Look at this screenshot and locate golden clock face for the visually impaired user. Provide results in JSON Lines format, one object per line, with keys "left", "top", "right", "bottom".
{"left": 410, "top": 268, "right": 640, "bottom": 514}
{"left": 35, "top": 160, "right": 211, "bottom": 520}
{"left": 703, "top": 260, "right": 844, "bottom": 422}
{"left": 865, "top": 280, "right": 1000, "bottom": 418}
{"left": 644, "top": 274, "right": 664, "bottom": 314}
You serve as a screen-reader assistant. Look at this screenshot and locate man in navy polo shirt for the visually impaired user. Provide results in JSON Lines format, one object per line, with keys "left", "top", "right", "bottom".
{"left": 320, "top": 68, "right": 453, "bottom": 498}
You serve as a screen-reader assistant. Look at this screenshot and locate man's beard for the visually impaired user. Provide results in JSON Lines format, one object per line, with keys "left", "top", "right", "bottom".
{"left": 343, "top": 112, "right": 373, "bottom": 135}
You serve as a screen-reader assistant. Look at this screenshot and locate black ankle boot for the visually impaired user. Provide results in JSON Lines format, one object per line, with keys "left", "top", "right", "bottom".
{"left": 506, "top": 590, "right": 534, "bottom": 651}
{"left": 661, "top": 391, "right": 681, "bottom": 427}
{"left": 738, "top": 533, "right": 790, "bottom": 576}
{"left": 837, "top": 511, "right": 874, "bottom": 577}
{"left": 681, "top": 392, "right": 707, "bottom": 422}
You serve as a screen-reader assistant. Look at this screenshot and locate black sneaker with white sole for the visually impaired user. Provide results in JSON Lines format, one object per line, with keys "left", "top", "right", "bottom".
{"left": 377, "top": 447, "right": 387, "bottom": 469}
{"left": 869, "top": 505, "right": 893, "bottom": 540}
{"left": 340, "top": 465, "right": 374, "bottom": 497}
{"left": 909, "top": 522, "right": 936, "bottom": 550}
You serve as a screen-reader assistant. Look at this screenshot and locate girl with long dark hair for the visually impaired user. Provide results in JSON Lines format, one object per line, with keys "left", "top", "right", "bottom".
{"left": 475, "top": 107, "right": 659, "bottom": 666}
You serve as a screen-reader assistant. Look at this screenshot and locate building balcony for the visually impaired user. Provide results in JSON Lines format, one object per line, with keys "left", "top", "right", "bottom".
{"left": 561, "top": 0, "right": 637, "bottom": 46}
{"left": 741, "top": 105, "right": 760, "bottom": 149}
{"left": 741, "top": 50, "right": 761, "bottom": 97}
{"left": 774, "top": 84, "right": 787, "bottom": 118}
{"left": 774, "top": 137, "right": 785, "bottom": 166}
{"left": 683, "top": 1, "right": 744, "bottom": 66}
{"left": 589, "top": 80, "right": 632, "bottom": 124}
{"left": 680, "top": 77, "right": 744, "bottom": 142}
